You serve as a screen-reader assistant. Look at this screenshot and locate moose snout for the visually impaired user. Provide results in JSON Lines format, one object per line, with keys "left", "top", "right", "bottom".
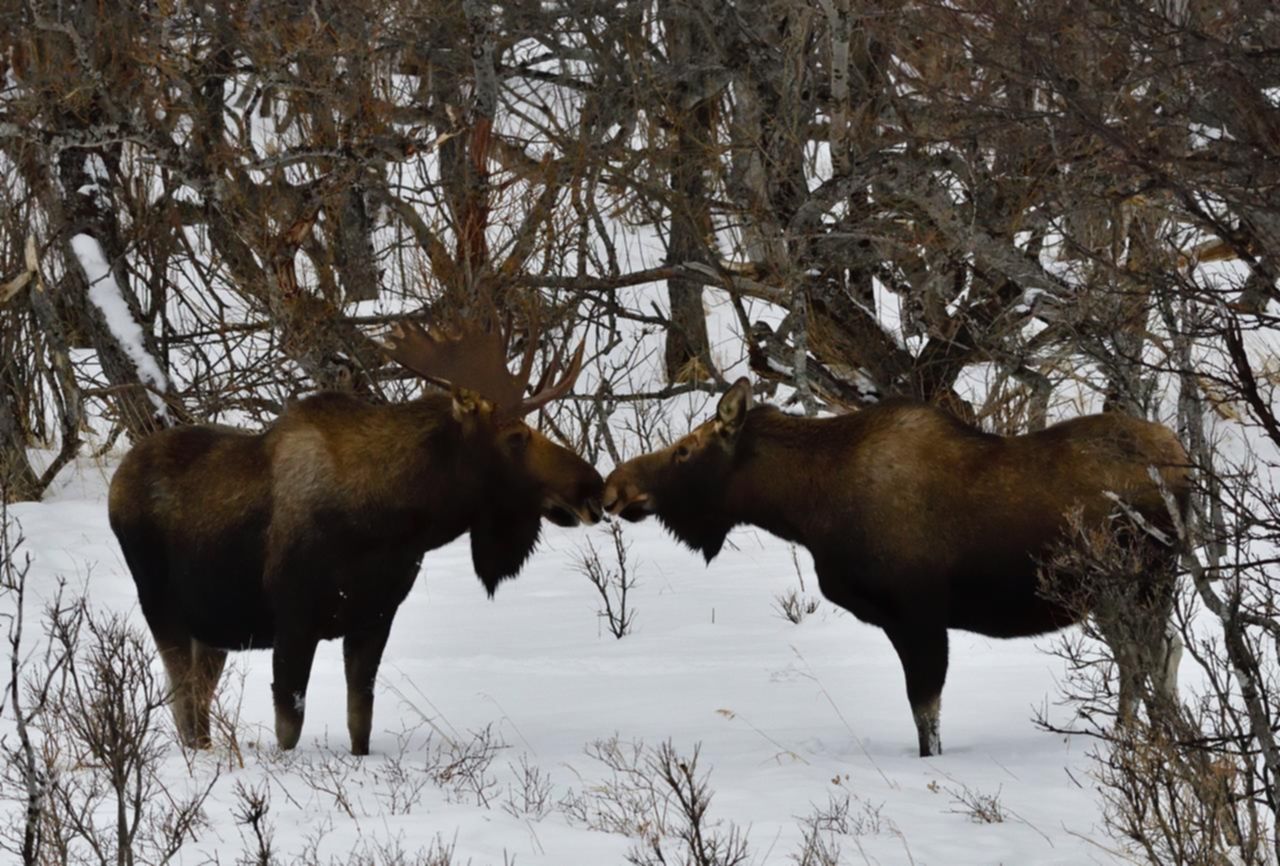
{"left": 602, "top": 478, "right": 624, "bottom": 514}
{"left": 602, "top": 473, "right": 653, "bottom": 520}
{"left": 580, "top": 474, "right": 605, "bottom": 525}
{"left": 543, "top": 472, "right": 605, "bottom": 528}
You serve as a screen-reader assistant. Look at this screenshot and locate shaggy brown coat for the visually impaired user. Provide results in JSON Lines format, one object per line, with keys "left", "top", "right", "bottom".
{"left": 604, "top": 378, "right": 1189, "bottom": 756}
{"left": 110, "top": 390, "right": 603, "bottom": 754}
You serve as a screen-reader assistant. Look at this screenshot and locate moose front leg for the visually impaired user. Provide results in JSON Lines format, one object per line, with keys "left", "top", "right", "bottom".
{"left": 886, "top": 623, "right": 950, "bottom": 757}
{"left": 343, "top": 620, "right": 393, "bottom": 756}
{"left": 271, "top": 630, "right": 319, "bottom": 751}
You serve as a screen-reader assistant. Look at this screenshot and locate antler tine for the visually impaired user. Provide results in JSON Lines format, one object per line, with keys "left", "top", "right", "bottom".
{"left": 471, "top": 282, "right": 538, "bottom": 398}
{"left": 513, "top": 336, "right": 537, "bottom": 397}
{"left": 517, "top": 340, "right": 586, "bottom": 418}
{"left": 380, "top": 321, "right": 452, "bottom": 389}
{"left": 529, "top": 339, "right": 565, "bottom": 396}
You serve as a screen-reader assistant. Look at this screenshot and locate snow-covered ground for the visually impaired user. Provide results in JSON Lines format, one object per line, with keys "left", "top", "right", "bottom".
{"left": 3, "top": 459, "right": 1125, "bottom": 865}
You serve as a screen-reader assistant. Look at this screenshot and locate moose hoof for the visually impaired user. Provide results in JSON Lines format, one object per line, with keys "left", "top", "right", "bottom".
{"left": 275, "top": 717, "right": 303, "bottom": 751}
{"left": 178, "top": 732, "right": 213, "bottom": 751}
{"left": 913, "top": 699, "right": 942, "bottom": 757}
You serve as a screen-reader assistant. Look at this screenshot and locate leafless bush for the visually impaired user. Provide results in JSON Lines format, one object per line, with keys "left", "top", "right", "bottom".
{"left": 0, "top": 505, "right": 61, "bottom": 866}
{"left": 251, "top": 727, "right": 514, "bottom": 863}
{"left": 1094, "top": 717, "right": 1255, "bottom": 866}
{"left": 560, "top": 737, "right": 664, "bottom": 837}
{"left": 791, "top": 796, "right": 847, "bottom": 866}
{"left": 287, "top": 723, "right": 489, "bottom": 819}
{"left": 790, "top": 825, "right": 840, "bottom": 866}
{"left": 208, "top": 663, "right": 249, "bottom": 771}
{"left": 790, "top": 792, "right": 885, "bottom": 865}
{"left": 773, "top": 589, "right": 820, "bottom": 625}
{"left": 946, "top": 783, "right": 1005, "bottom": 825}
{"left": 273, "top": 719, "right": 480, "bottom": 820}
{"left": 232, "top": 780, "right": 276, "bottom": 866}
{"left": 0, "top": 509, "right": 216, "bottom": 866}
{"left": 775, "top": 545, "right": 821, "bottom": 624}
{"left": 335, "top": 834, "right": 469, "bottom": 866}
{"left": 808, "top": 792, "right": 883, "bottom": 837}
{"left": 424, "top": 725, "right": 507, "bottom": 808}
{"left": 40, "top": 601, "right": 218, "bottom": 866}
{"left": 625, "top": 742, "right": 750, "bottom": 866}
{"left": 502, "top": 754, "right": 553, "bottom": 820}
{"left": 282, "top": 830, "right": 471, "bottom": 866}
{"left": 373, "top": 725, "right": 433, "bottom": 817}
{"left": 561, "top": 737, "right": 749, "bottom": 866}
{"left": 577, "top": 521, "right": 638, "bottom": 639}
{"left": 586, "top": 338, "right": 677, "bottom": 462}
{"left": 290, "top": 740, "right": 365, "bottom": 820}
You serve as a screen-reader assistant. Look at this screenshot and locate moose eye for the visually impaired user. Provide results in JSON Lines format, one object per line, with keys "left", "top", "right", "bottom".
{"left": 503, "top": 427, "right": 531, "bottom": 452}
{"left": 674, "top": 444, "right": 692, "bottom": 462}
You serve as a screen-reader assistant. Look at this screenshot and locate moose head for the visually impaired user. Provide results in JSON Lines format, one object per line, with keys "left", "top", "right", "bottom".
{"left": 382, "top": 303, "right": 605, "bottom": 587}
{"left": 603, "top": 378, "right": 754, "bottom": 559}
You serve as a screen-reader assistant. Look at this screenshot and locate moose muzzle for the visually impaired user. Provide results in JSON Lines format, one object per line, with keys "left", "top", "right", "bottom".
{"left": 602, "top": 472, "right": 654, "bottom": 522}
{"left": 542, "top": 492, "right": 604, "bottom": 527}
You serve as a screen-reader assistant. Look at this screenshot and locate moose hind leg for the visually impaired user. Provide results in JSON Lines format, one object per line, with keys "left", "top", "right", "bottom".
{"left": 1108, "top": 590, "right": 1183, "bottom": 725}
{"left": 886, "top": 624, "right": 949, "bottom": 757}
{"left": 152, "top": 628, "right": 200, "bottom": 747}
{"left": 271, "top": 630, "right": 319, "bottom": 751}
{"left": 190, "top": 640, "right": 228, "bottom": 749}
{"left": 1112, "top": 637, "right": 1142, "bottom": 726}
{"left": 343, "top": 621, "right": 393, "bottom": 756}
{"left": 1126, "top": 622, "right": 1184, "bottom": 723}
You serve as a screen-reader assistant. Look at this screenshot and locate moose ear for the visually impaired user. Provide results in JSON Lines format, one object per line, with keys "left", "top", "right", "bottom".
{"left": 716, "top": 378, "right": 753, "bottom": 435}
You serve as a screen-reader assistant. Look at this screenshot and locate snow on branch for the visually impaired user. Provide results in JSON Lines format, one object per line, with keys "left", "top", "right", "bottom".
{"left": 70, "top": 234, "right": 170, "bottom": 418}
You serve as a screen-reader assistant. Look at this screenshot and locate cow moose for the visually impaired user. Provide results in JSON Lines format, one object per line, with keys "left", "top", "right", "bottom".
{"left": 603, "top": 378, "right": 1190, "bottom": 756}
{"left": 109, "top": 313, "right": 604, "bottom": 755}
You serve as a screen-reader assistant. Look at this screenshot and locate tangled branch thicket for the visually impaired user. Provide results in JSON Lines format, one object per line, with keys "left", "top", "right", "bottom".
{"left": 2, "top": 0, "right": 1280, "bottom": 861}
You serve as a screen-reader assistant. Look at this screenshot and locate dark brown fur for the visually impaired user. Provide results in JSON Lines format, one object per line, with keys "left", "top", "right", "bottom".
{"left": 110, "top": 391, "right": 603, "bottom": 754}
{"left": 604, "top": 379, "right": 1190, "bottom": 756}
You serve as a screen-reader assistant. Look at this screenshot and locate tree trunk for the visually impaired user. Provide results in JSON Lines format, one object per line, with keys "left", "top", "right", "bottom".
{"left": 56, "top": 145, "right": 175, "bottom": 439}
{"left": 659, "top": 0, "right": 717, "bottom": 384}
{"left": 0, "top": 379, "right": 40, "bottom": 503}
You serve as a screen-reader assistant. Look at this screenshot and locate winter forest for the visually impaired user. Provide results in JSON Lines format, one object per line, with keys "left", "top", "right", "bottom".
{"left": 2, "top": 1, "right": 1280, "bottom": 863}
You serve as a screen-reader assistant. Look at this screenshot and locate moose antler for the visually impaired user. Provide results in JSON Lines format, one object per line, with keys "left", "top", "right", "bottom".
{"left": 381, "top": 301, "right": 584, "bottom": 419}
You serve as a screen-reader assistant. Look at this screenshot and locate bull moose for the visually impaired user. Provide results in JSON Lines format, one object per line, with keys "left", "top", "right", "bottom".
{"left": 603, "top": 378, "right": 1189, "bottom": 756}
{"left": 109, "top": 313, "right": 603, "bottom": 755}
